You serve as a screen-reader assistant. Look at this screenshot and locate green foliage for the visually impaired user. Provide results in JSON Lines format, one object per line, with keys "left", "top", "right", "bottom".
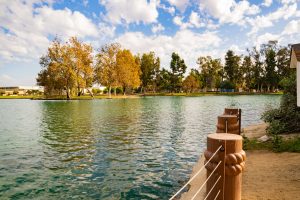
{"left": 243, "top": 135, "right": 300, "bottom": 152}
{"left": 140, "top": 52, "right": 160, "bottom": 92}
{"left": 170, "top": 52, "right": 187, "bottom": 92}
{"left": 224, "top": 50, "right": 241, "bottom": 86}
{"left": 157, "top": 68, "right": 172, "bottom": 92}
{"left": 182, "top": 73, "right": 200, "bottom": 93}
{"left": 220, "top": 80, "right": 235, "bottom": 89}
{"left": 92, "top": 88, "right": 101, "bottom": 94}
{"left": 262, "top": 72, "right": 300, "bottom": 135}
{"left": 197, "top": 56, "right": 222, "bottom": 90}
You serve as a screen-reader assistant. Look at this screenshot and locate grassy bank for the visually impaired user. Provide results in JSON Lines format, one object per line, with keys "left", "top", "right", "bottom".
{"left": 243, "top": 136, "right": 300, "bottom": 152}
{"left": 0, "top": 92, "right": 283, "bottom": 100}
{"left": 143, "top": 91, "right": 283, "bottom": 97}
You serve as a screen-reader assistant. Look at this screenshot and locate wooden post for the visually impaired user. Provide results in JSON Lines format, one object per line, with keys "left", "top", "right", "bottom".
{"left": 223, "top": 108, "right": 242, "bottom": 135}
{"left": 204, "top": 133, "right": 246, "bottom": 200}
{"left": 216, "top": 115, "right": 239, "bottom": 134}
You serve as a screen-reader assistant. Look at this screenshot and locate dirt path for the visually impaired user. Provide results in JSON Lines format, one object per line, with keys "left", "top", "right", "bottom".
{"left": 242, "top": 150, "right": 300, "bottom": 200}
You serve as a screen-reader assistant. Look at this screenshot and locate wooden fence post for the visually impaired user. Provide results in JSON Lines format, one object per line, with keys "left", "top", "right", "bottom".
{"left": 204, "top": 133, "right": 246, "bottom": 200}
{"left": 216, "top": 115, "right": 240, "bottom": 134}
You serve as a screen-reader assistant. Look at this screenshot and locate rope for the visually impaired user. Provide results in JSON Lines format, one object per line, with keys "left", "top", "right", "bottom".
{"left": 213, "top": 190, "right": 221, "bottom": 200}
{"left": 191, "top": 160, "right": 222, "bottom": 200}
{"left": 169, "top": 145, "right": 222, "bottom": 200}
{"left": 203, "top": 175, "right": 221, "bottom": 200}
{"left": 222, "top": 140, "right": 227, "bottom": 199}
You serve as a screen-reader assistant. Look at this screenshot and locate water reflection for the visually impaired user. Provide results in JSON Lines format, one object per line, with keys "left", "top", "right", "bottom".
{"left": 0, "top": 96, "right": 281, "bottom": 200}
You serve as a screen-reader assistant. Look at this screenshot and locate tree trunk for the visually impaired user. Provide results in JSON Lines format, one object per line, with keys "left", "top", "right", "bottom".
{"left": 108, "top": 86, "right": 112, "bottom": 99}
{"left": 87, "top": 88, "right": 94, "bottom": 97}
{"left": 123, "top": 86, "right": 126, "bottom": 96}
{"left": 66, "top": 88, "right": 70, "bottom": 100}
{"left": 114, "top": 87, "right": 117, "bottom": 96}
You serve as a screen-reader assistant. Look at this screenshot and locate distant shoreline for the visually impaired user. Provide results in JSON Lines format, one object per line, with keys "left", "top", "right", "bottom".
{"left": 0, "top": 92, "right": 283, "bottom": 100}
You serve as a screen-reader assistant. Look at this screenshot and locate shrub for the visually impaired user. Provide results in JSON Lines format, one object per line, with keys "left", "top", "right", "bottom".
{"left": 220, "top": 80, "right": 235, "bottom": 90}
{"left": 262, "top": 72, "right": 300, "bottom": 135}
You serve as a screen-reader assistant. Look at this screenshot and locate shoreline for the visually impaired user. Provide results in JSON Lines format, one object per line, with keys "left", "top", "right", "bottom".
{"left": 179, "top": 123, "right": 300, "bottom": 200}
{"left": 0, "top": 92, "right": 283, "bottom": 100}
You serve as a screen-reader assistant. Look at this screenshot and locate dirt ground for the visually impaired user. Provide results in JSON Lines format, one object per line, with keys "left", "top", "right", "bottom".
{"left": 242, "top": 150, "right": 300, "bottom": 200}
{"left": 179, "top": 124, "right": 300, "bottom": 200}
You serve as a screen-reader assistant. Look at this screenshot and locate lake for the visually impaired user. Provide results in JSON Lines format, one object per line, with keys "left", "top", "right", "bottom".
{"left": 0, "top": 95, "right": 281, "bottom": 199}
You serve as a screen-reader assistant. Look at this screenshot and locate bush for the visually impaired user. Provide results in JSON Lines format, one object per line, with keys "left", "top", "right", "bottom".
{"left": 220, "top": 80, "right": 235, "bottom": 90}
{"left": 262, "top": 72, "right": 300, "bottom": 135}
{"left": 92, "top": 88, "right": 101, "bottom": 95}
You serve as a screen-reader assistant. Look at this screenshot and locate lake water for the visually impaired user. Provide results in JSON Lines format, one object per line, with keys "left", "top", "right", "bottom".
{"left": 0, "top": 95, "right": 281, "bottom": 199}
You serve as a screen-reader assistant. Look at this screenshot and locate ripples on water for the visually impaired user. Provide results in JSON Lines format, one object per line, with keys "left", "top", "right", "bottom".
{"left": 0, "top": 96, "right": 280, "bottom": 199}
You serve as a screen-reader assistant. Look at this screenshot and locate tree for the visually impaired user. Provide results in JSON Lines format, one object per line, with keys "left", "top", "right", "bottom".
{"left": 262, "top": 41, "right": 278, "bottom": 92}
{"left": 277, "top": 46, "right": 291, "bottom": 84}
{"left": 157, "top": 68, "right": 172, "bottom": 92}
{"left": 37, "top": 37, "right": 93, "bottom": 99}
{"left": 241, "top": 55, "right": 253, "bottom": 91}
{"left": 182, "top": 72, "right": 200, "bottom": 93}
{"left": 197, "top": 56, "right": 222, "bottom": 91}
{"left": 68, "top": 37, "right": 94, "bottom": 96}
{"left": 262, "top": 71, "right": 300, "bottom": 135}
{"left": 170, "top": 52, "right": 187, "bottom": 92}
{"left": 94, "top": 43, "right": 121, "bottom": 98}
{"left": 116, "top": 49, "right": 141, "bottom": 95}
{"left": 140, "top": 52, "right": 160, "bottom": 93}
{"left": 250, "top": 47, "right": 264, "bottom": 92}
{"left": 224, "top": 50, "right": 241, "bottom": 88}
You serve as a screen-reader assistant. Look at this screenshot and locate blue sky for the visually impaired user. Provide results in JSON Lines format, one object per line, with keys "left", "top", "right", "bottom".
{"left": 1, "top": 0, "right": 300, "bottom": 86}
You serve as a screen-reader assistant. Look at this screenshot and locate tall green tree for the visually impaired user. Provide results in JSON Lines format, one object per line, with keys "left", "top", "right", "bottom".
{"left": 241, "top": 55, "right": 253, "bottom": 91}
{"left": 140, "top": 52, "right": 160, "bottom": 93}
{"left": 262, "top": 41, "right": 278, "bottom": 92}
{"left": 197, "top": 56, "right": 222, "bottom": 91}
{"left": 250, "top": 47, "right": 264, "bottom": 92}
{"left": 277, "top": 46, "right": 291, "bottom": 83}
{"left": 224, "top": 50, "right": 241, "bottom": 88}
{"left": 157, "top": 68, "right": 172, "bottom": 92}
{"left": 170, "top": 52, "right": 187, "bottom": 92}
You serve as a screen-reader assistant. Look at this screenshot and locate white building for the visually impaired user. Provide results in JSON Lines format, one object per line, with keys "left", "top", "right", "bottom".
{"left": 0, "top": 86, "right": 44, "bottom": 95}
{"left": 290, "top": 44, "right": 300, "bottom": 107}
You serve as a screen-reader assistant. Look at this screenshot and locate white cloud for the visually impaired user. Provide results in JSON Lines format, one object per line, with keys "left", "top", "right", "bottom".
{"left": 283, "top": 19, "right": 300, "bottom": 35}
{"left": 189, "top": 11, "right": 202, "bottom": 28}
{"left": 262, "top": 0, "right": 272, "bottom": 7}
{"left": 254, "top": 32, "right": 281, "bottom": 49}
{"left": 115, "top": 30, "right": 221, "bottom": 69}
{"left": 173, "top": 11, "right": 204, "bottom": 29}
{"left": 159, "top": 3, "right": 175, "bottom": 16}
{"left": 200, "top": 0, "right": 260, "bottom": 25}
{"left": 151, "top": 23, "right": 165, "bottom": 33}
{"left": 99, "top": 0, "right": 158, "bottom": 24}
{"left": 247, "top": 3, "right": 298, "bottom": 35}
{"left": 167, "top": 0, "right": 189, "bottom": 12}
{"left": 0, "top": 0, "right": 101, "bottom": 62}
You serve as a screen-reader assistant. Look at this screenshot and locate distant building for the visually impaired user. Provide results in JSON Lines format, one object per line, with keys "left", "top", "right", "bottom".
{"left": 0, "top": 86, "right": 44, "bottom": 95}
{"left": 290, "top": 43, "right": 300, "bottom": 107}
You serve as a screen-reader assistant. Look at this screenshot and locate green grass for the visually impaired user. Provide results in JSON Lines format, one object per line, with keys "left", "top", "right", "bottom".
{"left": 0, "top": 95, "right": 39, "bottom": 99}
{"left": 144, "top": 92, "right": 283, "bottom": 97}
{"left": 243, "top": 135, "right": 300, "bottom": 153}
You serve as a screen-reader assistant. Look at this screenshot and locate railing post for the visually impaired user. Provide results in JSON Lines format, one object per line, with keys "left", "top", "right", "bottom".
{"left": 216, "top": 115, "right": 239, "bottom": 134}
{"left": 204, "top": 133, "right": 246, "bottom": 200}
